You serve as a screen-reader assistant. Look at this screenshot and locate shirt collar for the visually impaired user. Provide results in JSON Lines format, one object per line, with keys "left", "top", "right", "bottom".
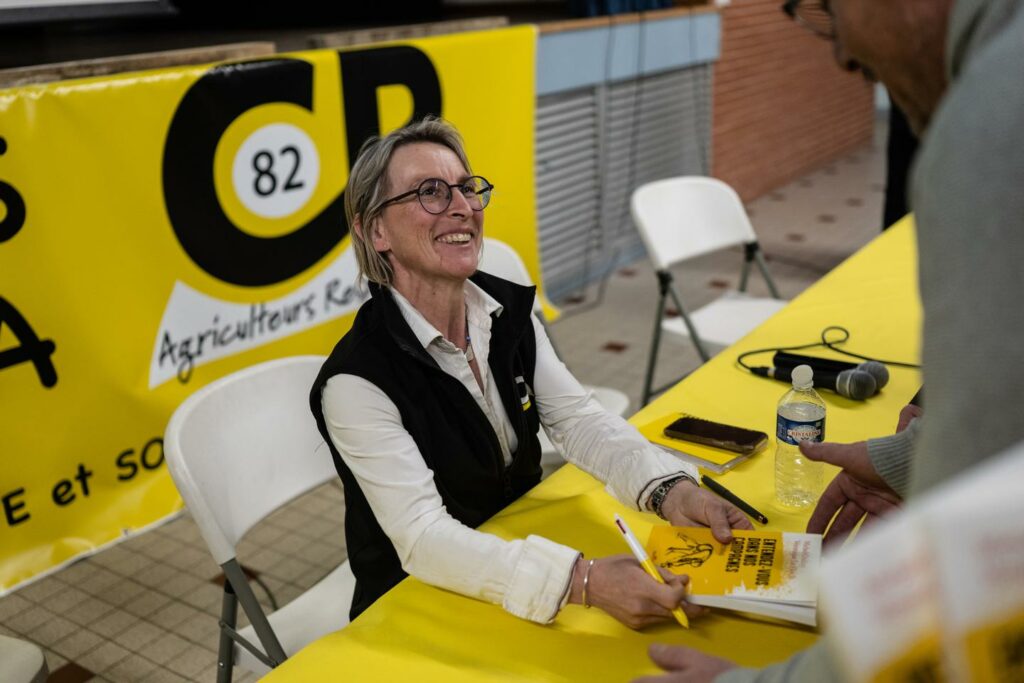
{"left": 389, "top": 280, "right": 504, "bottom": 351}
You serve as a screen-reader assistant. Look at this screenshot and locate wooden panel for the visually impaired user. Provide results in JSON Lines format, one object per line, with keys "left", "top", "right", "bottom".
{"left": 310, "top": 17, "right": 510, "bottom": 48}
{"left": 0, "top": 42, "right": 276, "bottom": 88}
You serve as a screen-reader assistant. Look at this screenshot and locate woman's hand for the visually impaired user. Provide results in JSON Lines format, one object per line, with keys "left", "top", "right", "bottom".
{"left": 569, "top": 555, "right": 708, "bottom": 629}
{"left": 660, "top": 480, "right": 754, "bottom": 544}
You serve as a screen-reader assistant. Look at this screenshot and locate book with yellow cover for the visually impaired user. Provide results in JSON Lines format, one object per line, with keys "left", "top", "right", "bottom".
{"left": 819, "top": 444, "right": 1024, "bottom": 682}
{"left": 818, "top": 512, "right": 941, "bottom": 682}
{"left": 647, "top": 526, "right": 821, "bottom": 626}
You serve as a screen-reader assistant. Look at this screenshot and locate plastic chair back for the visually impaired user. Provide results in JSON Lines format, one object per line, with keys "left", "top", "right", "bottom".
{"left": 478, "top": 238, "right": 544, "bottom": 315}
{"left": 0, "top": 635, "right": 47, "bottom": 683}
{"left": 479, "top": 237, "right": 633, "bottom": 473}
{"left": 631, "top": 176, "right": 758, "bottom": 270}
{"left": 164, "top": 355, "right": 332, "bottom": 565}
{"left": 479, "top": 238, "right": 532, "bottom": 286}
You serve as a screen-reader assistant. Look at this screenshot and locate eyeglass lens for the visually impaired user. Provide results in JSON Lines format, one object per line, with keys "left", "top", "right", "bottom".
{"left": 417, "top": 177, "right": 492, "bottom": 214}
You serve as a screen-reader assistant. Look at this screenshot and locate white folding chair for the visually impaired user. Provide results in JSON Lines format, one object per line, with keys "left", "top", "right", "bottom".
{"left": 631, "top": 176, "right": 787, "bottom": 405}
{"left": 478, "top": 238, "right": 631, "bottom": 478}
{"left": 0, "top": 635, "right": 47, "bottom": 683}
{"left": 164, "top": 356, "right": 355, "bottom": 682}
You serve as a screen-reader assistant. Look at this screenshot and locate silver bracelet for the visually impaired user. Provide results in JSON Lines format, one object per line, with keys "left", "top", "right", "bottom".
{"left": 581, "top": 559, "right": 595, "bottom": 608}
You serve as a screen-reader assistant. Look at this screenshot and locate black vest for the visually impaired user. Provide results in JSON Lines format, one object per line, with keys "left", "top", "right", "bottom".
{"left": 309, "top": 271, "right": 543, "bottom": 620}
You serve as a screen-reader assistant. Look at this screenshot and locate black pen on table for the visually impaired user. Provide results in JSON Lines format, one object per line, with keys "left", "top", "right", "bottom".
{"left": 700, "top": 474, "right": 769, "bottom": 525}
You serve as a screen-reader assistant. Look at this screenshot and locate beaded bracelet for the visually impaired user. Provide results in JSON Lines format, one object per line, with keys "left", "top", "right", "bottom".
{"left": 581, "top": 559, "right": 596, "bottom": 608}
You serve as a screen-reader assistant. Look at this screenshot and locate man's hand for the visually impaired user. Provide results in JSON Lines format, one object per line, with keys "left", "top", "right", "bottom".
{"left": 661, "top": 479, "right": 754, "bottom": 544}
{"left": 802, "top": 403, "right": 920, "bottom": 545}
{"left": 631, "top": 643, "right": 738, "bottom": 683}
{"left": 896, "top": 404, "right": 923, "bottom": 432}
{"left": 801, "top": 440, "right": 901, "bottom": 545}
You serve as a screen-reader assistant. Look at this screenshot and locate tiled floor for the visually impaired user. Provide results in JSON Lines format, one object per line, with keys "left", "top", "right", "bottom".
{"left": 0, "top": 121, "right": 888, "bottom": 682}
{"left": 554, "top": 129, "right": 889, "bottom": 413}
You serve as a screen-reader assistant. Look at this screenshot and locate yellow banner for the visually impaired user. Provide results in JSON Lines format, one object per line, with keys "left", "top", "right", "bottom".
{"left": 0, "top": 25, "right": 539, "bottom": 592}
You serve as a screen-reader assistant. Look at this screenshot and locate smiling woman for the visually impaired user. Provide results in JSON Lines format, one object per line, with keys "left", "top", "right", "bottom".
{"left": 365, "top": 142, "right": 488, "bottom": 301}
{"left": 344, "top": 118, "right": 479, "bottom": 289}
{"left": 308, "top": 116, "right": 753, "bottom": 628}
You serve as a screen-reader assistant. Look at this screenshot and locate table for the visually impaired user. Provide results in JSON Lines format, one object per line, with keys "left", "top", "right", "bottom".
{"left": 265, "top": 219, "right": 923, "bottom": 682}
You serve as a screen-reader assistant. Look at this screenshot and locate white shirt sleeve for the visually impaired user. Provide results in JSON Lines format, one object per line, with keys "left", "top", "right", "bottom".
{"left": 321, "top": 376, "right": 579, "bottom": 624}
{"left": 529, "top": 313, "right": 699, "bottom": 508}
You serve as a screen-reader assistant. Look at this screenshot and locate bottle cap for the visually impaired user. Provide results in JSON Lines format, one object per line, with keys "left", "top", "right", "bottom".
{"left": 792, "top": 364, "right": 814, "bottom": 389}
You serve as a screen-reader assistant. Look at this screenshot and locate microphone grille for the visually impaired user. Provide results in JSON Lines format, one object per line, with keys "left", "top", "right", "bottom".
{"left": 840, "top": 370, "right": 877, "bottom": 400}
{"left": 859, "top": 361, "right": 890, "bottom": 390}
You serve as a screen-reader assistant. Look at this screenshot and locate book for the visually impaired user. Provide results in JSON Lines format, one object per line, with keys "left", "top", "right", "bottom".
{"left": 820, "top": 443, "right": 1024, "bottom": 682}
{"left": 818, "top": 511, "right": 941, "bottom": 682}
{"left": 646, "top": 526, "right": 821, "bottom": 626}
{"left": 923, "top": 449, "right": 1024, "bottom": 683}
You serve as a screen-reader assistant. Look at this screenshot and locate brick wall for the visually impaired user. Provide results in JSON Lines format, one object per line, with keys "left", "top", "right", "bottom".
{"left": 712, "top": 0, "right": 875, "bottom": 201}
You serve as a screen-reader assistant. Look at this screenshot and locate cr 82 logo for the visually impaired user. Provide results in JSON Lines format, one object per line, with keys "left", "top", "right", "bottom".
{"left": 163, "top": 47, "right": 442, "bottom": 287}
{"left": 231, "top": 123, "right": 319, "bottom": 220}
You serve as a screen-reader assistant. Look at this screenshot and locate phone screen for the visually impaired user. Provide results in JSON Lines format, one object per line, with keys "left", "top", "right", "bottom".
{"left": 663, "top": 416, "right": 768, "bottom": 454}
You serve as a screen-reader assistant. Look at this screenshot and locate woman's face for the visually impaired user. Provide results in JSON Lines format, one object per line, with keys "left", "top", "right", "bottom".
{"left": 369, "top": 142, "right": 483, "bottom": 290}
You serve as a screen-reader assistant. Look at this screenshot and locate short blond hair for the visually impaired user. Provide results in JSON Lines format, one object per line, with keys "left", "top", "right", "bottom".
{"left": 345, "top": 117, "right": 473, "bottom": 286}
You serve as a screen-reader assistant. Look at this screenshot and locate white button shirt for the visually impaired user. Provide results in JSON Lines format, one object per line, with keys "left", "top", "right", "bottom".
{"left": 321, "top": 281, "right": 697, "bottom": 623}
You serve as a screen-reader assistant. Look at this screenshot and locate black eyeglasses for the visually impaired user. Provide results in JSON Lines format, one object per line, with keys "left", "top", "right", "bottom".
{"left": 782, "top": 0, "right": 835, "bottom": 40}
{"left": 378, "top": 176, "right": 494, "bottom": 215}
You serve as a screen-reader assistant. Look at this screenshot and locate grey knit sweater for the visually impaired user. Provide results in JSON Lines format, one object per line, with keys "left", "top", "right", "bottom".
{"left": 719, "top": 0, "right": 1024, "bottom": 679}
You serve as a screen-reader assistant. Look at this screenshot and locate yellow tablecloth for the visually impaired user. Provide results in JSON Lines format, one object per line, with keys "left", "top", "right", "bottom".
{"left": 265, "top": 219, "right": 922, "bottom": 682}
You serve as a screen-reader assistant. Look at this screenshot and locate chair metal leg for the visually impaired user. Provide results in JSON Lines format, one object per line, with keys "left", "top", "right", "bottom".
{"left": 217, "top": 582, "right": 237, "bottom": 683}
{"left": 666, "top": 283, "right": 710, "bottom": 363}
{"left": 643, "top": 271, "right": 713, "bottom": 405}
{"left": 641, "top": 285, "right": 668, "bottom": 406}
{"left": 222, "top": 560, "right": 288, "bottom": 667}
{"left": 643, "top": 270, "right": 715, "bottom": 406}
{"left": 739, "top": 248, "right": 753, "bottom": 293}
{"left": 743, "top": 242, "right": 781, "bottom": 299}
{"left": 753, "top": 249, "right": 781, "bottom": 299}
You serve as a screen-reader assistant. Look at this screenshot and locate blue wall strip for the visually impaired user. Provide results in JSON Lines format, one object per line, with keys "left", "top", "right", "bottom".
{"left": 537, "top": 12, "right": 720, "bottom": 96}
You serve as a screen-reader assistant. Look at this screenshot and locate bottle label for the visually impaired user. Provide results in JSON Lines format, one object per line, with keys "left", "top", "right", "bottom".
{"left": 777, "top": 415, "right": 825, "bottom": 445}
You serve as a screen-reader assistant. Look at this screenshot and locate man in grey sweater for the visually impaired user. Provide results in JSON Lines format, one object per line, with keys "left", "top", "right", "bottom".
{"left": 635, "top": 0, "right": 1024, "bottom": 680}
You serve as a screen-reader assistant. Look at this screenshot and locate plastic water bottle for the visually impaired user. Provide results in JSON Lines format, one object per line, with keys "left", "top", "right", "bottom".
{"left": 774, "top": 364, "right": 826, "bottom": 509}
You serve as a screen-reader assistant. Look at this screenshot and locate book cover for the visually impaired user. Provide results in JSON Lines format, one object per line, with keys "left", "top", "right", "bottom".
{"left": 819, "top": 512, "right": 942, "bottom": 683}
{"left": 819, "top": 441, "right": 1024, "bottom": 682}
{"left": 647, "top": 526, "right": 821, "bottom": 626}
{"left": 920, "top": 447, "right": 1024, "bottom": 682}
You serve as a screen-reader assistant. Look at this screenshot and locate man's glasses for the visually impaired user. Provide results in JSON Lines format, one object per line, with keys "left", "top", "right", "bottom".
{"left": 378, "top": 176, "right": 494, "bottom": 215}
{"left": 782, "top": 0, "right": 835, "bottom": 40}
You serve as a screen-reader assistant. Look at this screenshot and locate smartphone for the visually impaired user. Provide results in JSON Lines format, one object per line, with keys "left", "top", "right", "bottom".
{"left": 663, "top": 415, "right": 768, "bottom": 455}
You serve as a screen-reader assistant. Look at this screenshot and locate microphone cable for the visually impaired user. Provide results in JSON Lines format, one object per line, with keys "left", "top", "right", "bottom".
{"left": 736, "top": 325, "right": 922, "bottom": 374}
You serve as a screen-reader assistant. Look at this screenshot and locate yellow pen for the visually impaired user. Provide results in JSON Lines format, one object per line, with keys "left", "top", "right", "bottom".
{"left": 613, "top": 514, "right": 689, "bottom": 628}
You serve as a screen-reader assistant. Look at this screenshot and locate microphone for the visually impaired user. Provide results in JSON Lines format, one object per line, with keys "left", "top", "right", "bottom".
{"left": 773, "top": 351, "right": 889, "bottom": 391}
{"left": 857, "top": 361, "right": 890, "bottom": 390}
{"left": 751, "top": 365, "right": 877, "bottom": 400}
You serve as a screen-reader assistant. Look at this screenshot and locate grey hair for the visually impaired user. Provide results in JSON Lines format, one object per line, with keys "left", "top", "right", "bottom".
{"left": 344, "top": 116, "right": 473, "bottom": 286}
